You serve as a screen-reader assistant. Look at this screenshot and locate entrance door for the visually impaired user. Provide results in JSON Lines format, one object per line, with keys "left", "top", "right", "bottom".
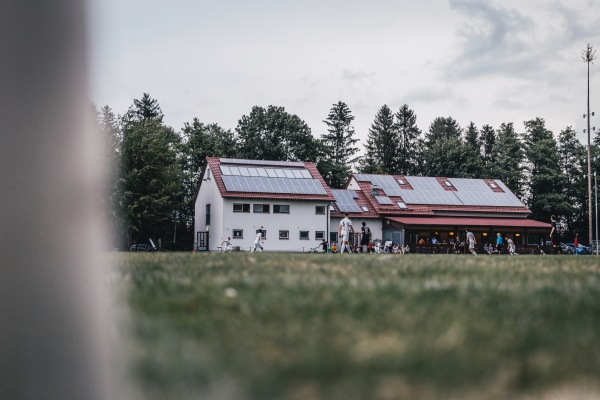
{"left": 196, "top": 231, "right": 209, "bottom": 251}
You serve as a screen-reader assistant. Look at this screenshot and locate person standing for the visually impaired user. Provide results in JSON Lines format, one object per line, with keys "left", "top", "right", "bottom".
{"left": 338, "top": 212, "right": 354, "bottom": 253}
{"left": 507, "top": 237, "right": 517, "bottom": 255}
{"left": 360, "top": 221, "right": 370, "bottom": 253}
{"left": 495, "top": 233, "right": 503, "bottom": 254}
{"left": 466, "top": 228, "right": 477, "bottom": 255}
{"left": 252, "top": 227, "right": 264, "bottom": 252}
{"left": 573, "top": 233, "right": 579, "bottom": 255}
{"left": 550, "top": 215, "right": 562, "bottom": 255}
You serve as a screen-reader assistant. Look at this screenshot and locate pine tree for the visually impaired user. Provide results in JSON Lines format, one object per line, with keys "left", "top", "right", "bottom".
{"left": 319, "top": 101, "right": 359, "bottom": 188}
{"left": 394, "top": 104, "right": 423, "bottom": 175}
{"left": 464, "top": 122, "right": 480, "bottom": 151}
{"left": 424, "top": 116, "right": 462, "bottom": 150}
{"left": 558, "top": 126, "right": 586, "bottom": 237}
{"left": 523, "top": 118, "right": 570, "bottom": 222}
{"left": 480, "top": 124, "right": 496, "bottom": 177}
{"left": 491, "top": 123, "right": 526, "bottom": 198}
{"left": 120, "top": 94, "right": 184, "bottom": 246}
{"left": 361, "top": 105, "right": 396, "bottom": 174}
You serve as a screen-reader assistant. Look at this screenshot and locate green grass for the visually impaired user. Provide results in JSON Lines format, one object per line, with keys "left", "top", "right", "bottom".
{"left": 114, "top": 253, "right": 600, "bottom": 399}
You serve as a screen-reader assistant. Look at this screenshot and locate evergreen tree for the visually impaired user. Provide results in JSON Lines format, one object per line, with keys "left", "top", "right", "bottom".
{"left": 422, "top": 137, "right": 483, "bottom": 178}
{"left": 464, "top": 122, "right": 480, "bottom": 151}
{"left": 491, "top": 123, "right": 526, "bottom": 198}
{"left": 424, "top": 116, "right": 462, "bottom": 149}
{"left": 523, "top": 118, "right": 570, "bottom": 222}
{"left": 480, "top": 124, "right": 496, "bottom": 177}
{"left": 558, "top": 126, "right": 586, "bottom": 238}
{"left": 319, "top": 101, "right": 359, "bottom": 188}
{"left": 394, "top": 104, "right": 423, "bottom": 175}
{"left": 361, "top": 105, "right": 396, "bottom": 174}
{"left": 119, "top": 94, "right": 184, "bottom": 246}
{"left": 236, "top": 105, "right": 324, "bottom": 163}
{"left": 95, "top": 104, "right": 125, "bottom": 247}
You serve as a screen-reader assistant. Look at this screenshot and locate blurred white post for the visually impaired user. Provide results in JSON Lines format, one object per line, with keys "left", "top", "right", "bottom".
{"left": 0, "top": 1, "right": 114, "bottom": 399}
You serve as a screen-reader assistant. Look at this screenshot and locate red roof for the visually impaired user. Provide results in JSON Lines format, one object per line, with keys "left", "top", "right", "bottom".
{"left": 387, "top": 216, "right": 551, "bottom": 229}
{"left": 205, "top": 157, "right": 335, "bottom": 202}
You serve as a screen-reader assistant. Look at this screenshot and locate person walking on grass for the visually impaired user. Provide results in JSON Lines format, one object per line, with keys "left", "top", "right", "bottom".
{"left": 252, "top": 227, "right": 264, "bottom": 252}
{"left": 495, "top": 233, "right": 503, "bottom": 254}
{"left": 507, "top": 237, "right": 517, "bottom": 255}
{"left": 550, "top": 215, "right": 562, "bottom": 255}
{"left": 466, "top": 228, "right": 477, "bottom": 255}
{"left": 338, "top": 212, "right": 354, "bottom": 253}
{"left": 221, "top": 237, "right": 232, "bottom": 252}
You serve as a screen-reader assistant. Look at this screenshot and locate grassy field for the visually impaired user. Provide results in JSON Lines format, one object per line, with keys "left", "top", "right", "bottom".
{"left": 113, "top": 253, "right": 600, "bottom": 400}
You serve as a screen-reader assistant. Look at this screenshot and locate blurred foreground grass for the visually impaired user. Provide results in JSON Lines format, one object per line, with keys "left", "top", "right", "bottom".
{"left": 113, "top": 253, "right": 600, "bottom": 399}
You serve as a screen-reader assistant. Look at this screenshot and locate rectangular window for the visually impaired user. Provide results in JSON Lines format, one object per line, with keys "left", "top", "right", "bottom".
{"left": 397, "top": 201, "right": 408, "bottom": 209}
{"left": 233, "top": 229, "right": 243, "bottom": 239}
{"left": 315, "top": 231, "right": 325, "bottom": 240}
{"left": 205, "top": 204, "right": 211, "bottom": 225}
{"left": 233, "top": 203, "right": 250, "bottom": 213}
{"left": 279, "top": 230, "right": 289, "bottom": 240}
{"left": 300, "top": 231, "right": 310, "bottom": 240}
{"left": 274, "top": 204, "right": 290, "bottom": 214}
{"left": 256, "top": 229, "right": 267, "bottom": 240}
{"left": 330, "top": 232, "right": 338, "bottom": 243}
{"left": 315, "top": 205, "right": 325, "bottom": 215}
{"left": 253, "top": 204, "right": 270, "bottom": 213}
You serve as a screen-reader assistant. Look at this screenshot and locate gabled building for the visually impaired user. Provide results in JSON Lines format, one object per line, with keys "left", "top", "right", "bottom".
{"left": 330, "top": 173, "right": 550, "bottom": 250}
{"left": 194, "top": 157, "right": 335, "bottom": 251}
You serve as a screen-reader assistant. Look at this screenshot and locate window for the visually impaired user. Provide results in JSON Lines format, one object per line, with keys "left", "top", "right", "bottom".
{"left": 330, "top": 232, "right": 338, "bottom": 243}
{"left": 397, "top": 201, "right": 408, "bottom": 209}
{"left": 233, "top": 203, "right": 250, "bottom": 213}
{"left": 205, "top": 204, "right": 211, "bottom": 225}
{"left": 279, "top": 230, "right": 289, "bottom": 240}
{"left": 489, "top": 183, "right": 498, "bottom": 189}
{"left": 315, "top": 231, "right": 325, "bottom": 240}
{"left": 329, "top": 205, "right": 336, "bottom": 212}
{"left": 233, "top": 229, "right": 243, "bottom": 239}
{"left": 253, "top": 204, "right": 270, "bottom": 213}
{"left": 397, "top": 179, "right": 406, "bottom": 185}
{"left": 315, "top": 205, "right": 326, "bottom": 215}
{"left": 274, "top": 204, "right": 290, "bottom": 214}
{"left": 256, "top": 229, "right": 267, "bottom": 239}
{"left": 361, "top": 206, "right": 369, "bottom": 212}
{"left": 444, "top": 181, "right": 453, "bottom": 187}
{"left": 300, "top": 231, "right": 310, "bottom": 240}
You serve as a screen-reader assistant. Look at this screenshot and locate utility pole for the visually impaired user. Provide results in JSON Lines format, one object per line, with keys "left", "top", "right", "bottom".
{"left": 582, "top": 44, "right": 596, "bottom": 246}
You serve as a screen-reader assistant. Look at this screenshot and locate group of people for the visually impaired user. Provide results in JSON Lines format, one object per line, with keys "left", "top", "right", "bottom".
{"left": 220, "top": 226, "right": 265, "bottom": 253}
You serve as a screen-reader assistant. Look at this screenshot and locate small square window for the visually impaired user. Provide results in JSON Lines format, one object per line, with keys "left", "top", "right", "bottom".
{"left": 256, "top": 229, "right": 267, "bottom": 240}
{"left": 397, "top": 201, "right": 408, "bottom": 209}
{"left": 315, "top": 231, "right": 325, "bottom": 240}
{"left": 315, "top": 205, "right": 326, "bottom": 215}
{"left": 300, "top": 231, "right": 310, "bottom": 240}
{"left": 279, "top": 230, "right": 289, "bottom": 240}
{"left": 330, "top": 232, "right": 338, "bottom": 243}
{"left": 490, "top": 183, "right": 498, "bottom": 188}
{"left": 274, "top": 204, "right": 290, "bottom": 213}
{"left": 233, "top": 203, "right": 250, "bottom": 213}
{"left": 253, "top": 204, "right": 270, "bottom": 213}
{"left": 361, "top": 206, "right": 369, "bottom": 212}
{"left": 233, "top": 229, "right": 243, "bottom": 238}
{"left": 444, "top": 181, "right": 453, "bottom": 187}
{"left": 397, "top": 179, "right": 405, "bottom": 185}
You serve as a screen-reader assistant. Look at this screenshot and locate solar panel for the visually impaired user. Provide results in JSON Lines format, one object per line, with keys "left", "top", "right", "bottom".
{"left": 331, "top": 189, "right": 363, "bottom": 213}
{"left": 447, "top": 178, "right": 524, "bottom": 207}
{"left": 375, "top": 196, "right": 393, "bottom": 205}
{"left": 401, "top": 176, "right": 463, "bottom": 205}
{"left": 222, "top": 176, "right": 326, "bottom": 195}
{"left": 220, "top": 158, "right": 306, "bottom": 167}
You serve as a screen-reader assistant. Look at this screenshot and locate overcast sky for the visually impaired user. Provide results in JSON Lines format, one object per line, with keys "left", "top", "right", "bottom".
{"left": 90, "top": 0, "right": 600, "bottom": 149}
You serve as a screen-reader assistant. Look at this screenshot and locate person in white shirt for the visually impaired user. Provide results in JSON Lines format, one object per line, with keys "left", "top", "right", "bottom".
{"left": 466, "top": 228, "right": 477, "bottom": 256}
{"left": 221, "top": 237, "right": 232, "bottom": 252}
{"left": 507, "top": 237, "right": 517, "bottom": 255}
{"left": 338, "top": 213, "right": 354, "bottom": 253}
{"left": 252, "top": 227, "right": 264, "bottom": 252}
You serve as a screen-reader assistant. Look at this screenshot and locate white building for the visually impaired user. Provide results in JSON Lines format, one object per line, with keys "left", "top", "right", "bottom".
{"left": 194, "top": 157, "right": 335, "bottom": 252}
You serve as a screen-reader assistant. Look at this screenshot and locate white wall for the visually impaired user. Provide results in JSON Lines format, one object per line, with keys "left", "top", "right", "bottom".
{"left": 194, "top": 166, "right": 224, "bottom": 249}
{"left": 222, "top": 199, "right": 330, "bottom": 252}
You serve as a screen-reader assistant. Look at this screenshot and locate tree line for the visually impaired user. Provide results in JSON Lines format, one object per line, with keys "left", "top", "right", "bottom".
{"left": 93, "top": 93, "right": 600, "bottom": 250}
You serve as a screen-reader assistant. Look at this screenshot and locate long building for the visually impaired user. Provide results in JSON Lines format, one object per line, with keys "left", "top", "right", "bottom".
{"left": 195, "top": 158, "right": 550, "bottom": 252}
